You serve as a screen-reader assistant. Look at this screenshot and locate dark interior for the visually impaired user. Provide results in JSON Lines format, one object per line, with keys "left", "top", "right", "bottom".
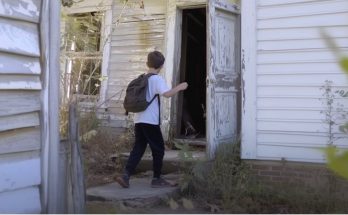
{"left": 178, "top": 8, "right": 207, "bottom": 138}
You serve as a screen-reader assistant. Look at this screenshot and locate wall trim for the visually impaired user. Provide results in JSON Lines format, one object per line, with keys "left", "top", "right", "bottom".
{"left": 40, "top": 0, "right": 61, "bottom": 213}
{"left": 98, "top": 6, "right": 113, "bottom": 108}
{"left": 241, "top": 0, "right": 257, "bottom": 159}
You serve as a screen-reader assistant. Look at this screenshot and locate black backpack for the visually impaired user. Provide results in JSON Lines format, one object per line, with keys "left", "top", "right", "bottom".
{"left": 123, "top": 73, "right": 159, "bottom": 113}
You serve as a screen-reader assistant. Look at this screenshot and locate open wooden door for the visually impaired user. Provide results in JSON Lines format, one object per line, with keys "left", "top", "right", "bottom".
{"left": 206, "top": 0, "right": 240, "bottom": 158}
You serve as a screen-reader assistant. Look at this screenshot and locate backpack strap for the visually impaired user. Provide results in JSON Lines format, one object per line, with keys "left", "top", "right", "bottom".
{"left": 147, "top": 94, "right": 160, "bottom": 125}
{"left": 157, "top": 94, "right": 160, "bottom": 125}
{"left": 148, "top": 94, "right": 158, "bottom": 105}
{"left": 146, "top": 73, "right": 161, "bottom": 125}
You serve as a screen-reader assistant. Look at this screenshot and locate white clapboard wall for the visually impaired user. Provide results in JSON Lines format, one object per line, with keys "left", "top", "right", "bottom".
{"left": 105, "top": 0, "right": 166, "bottom": 127}
{"left": 0, "top": 0, "right": 42, "bottom": 213}
{"left": 243, "top": 0, "right": 348, "bottom": 163}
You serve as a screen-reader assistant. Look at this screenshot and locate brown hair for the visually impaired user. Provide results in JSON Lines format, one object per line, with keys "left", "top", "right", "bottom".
{"left": 147, "top": 51, "right": 165, "bottom": 69}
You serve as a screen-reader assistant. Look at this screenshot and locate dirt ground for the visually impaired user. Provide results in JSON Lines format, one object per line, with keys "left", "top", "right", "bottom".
{"left": 86, "top": 199, "right": 210, "bottom": 214}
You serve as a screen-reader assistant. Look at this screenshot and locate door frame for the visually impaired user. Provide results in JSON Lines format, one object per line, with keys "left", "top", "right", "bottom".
{"left": 164, "top": 1, "right": 241, "bottom": 157}
{"left": 164, "top": 0, "right": 206, "bottom": 142}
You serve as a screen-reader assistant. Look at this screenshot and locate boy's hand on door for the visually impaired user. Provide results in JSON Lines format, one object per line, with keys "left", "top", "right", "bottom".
{"left": 179, "top": 82, "right": 188, "bottom": 90}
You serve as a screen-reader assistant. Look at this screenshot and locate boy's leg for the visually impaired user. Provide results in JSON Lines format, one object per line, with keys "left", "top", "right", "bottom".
{"left": 125, "top": 123, "right": 148, "bottom": 176}
{"left": 117, "top": 123, "right": 147, "bottom": 188}
{"left": 142, "top": 124, "right": 164, "bottom": 179}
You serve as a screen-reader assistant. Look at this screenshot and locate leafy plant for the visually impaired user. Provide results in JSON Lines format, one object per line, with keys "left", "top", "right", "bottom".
{"left": 174, "top": 142, "right": 201, "bottom": 192}
{"left": 326, "top": 146, "right": 348, "bottom": 179}
{"left": 320, "top": 80, "right": 347, "bottom": 145}
{"left": 175, "top": 139, "right": 250, "bottom": 212}
{"left": 321, "top": 30, "right": 348, "bottom": 180}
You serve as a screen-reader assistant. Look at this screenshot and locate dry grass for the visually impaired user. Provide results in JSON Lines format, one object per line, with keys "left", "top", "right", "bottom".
{"left": 81, "top": 125, "right": 131, "bottom": 187}
{"left": 177, "top": 141, "right": 348, "bottom": 213}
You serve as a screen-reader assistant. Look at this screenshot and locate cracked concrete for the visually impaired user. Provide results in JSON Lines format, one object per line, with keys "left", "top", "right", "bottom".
{"left": 86, "top": 173, "right": 181, "bottom": 208}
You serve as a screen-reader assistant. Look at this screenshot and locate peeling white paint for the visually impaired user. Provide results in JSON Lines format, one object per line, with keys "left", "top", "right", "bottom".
{"left": 0, "top": 75, "right": 41, "bottom": 90}
{"left": 23, "top": 61, "right": 40, "bottom": 73}
{"left": 0, "top": 0, "right": 40, "bottom": 23}
{"left": 0, "top": 53, "right": 40, "bottom": 74}
{"left": 207, "top": 0, "right": 240, "bottom": 158}
{"left": 0, "top": 18, "right": 40, "bottom": 56}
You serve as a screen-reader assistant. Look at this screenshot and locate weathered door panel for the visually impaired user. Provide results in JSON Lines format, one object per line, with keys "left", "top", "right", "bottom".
{"left": 207, "top": 0, "right": 240, "bottom": 158}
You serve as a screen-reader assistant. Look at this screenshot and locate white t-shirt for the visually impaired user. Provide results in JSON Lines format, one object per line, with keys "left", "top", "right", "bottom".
{"left": 134, "top": 74, "right": 170, "bottom": 125}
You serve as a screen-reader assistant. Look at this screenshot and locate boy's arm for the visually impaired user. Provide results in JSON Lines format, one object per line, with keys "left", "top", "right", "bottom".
{"left": 162, "top": 82, "right": 188, "bottom": 98}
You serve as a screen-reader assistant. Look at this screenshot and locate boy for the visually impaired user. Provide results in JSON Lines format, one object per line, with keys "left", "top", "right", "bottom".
{"left": 116, "top": 51, "right": 188, "bottom": 188}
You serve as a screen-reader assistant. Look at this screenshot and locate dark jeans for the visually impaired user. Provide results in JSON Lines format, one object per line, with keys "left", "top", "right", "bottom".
{"left": 125, "top": 123, "right": 165, "bottom": 178}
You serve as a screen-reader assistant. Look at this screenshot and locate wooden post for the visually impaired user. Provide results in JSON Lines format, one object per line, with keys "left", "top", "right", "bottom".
{"left": 67, "top": 101, "right": 86, "bottom": 213}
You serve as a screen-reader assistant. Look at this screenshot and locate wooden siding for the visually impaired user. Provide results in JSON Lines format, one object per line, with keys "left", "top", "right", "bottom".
{"left": 105, "top": 0, "right": 167, "bottom": 127}
{"left": 63, "top": 0, "right": 112, "bottom": 13}
{"left": 0, "top": 128, "right": 40, "bottom": 154}
{"left": 0, "top": 187, "right": 41, "bottom": 213}
{"left": 0, "top": 156, "right": 41, "bottom": 192}
{"left": 0, "top": 0, "right": 41, "bottom": 23}
{"left": 0, "top": 17, "right": 40, "bottom": 56}
{"left": 0, "top": 0, "right": 42, "bottom": 213}
{"left": 254, "top": 0, "right": 348, "bottom": 162}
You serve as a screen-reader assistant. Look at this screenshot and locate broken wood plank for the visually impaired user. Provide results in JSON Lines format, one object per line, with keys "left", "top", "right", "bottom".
{"left": 0, "top": 112, "right": 40, "bottom": 132}
{"left": 0, "top": 128, "right": 40, "bottom": 155}
{"left": 0, "top": 91, "right": 40, "bottom": 116}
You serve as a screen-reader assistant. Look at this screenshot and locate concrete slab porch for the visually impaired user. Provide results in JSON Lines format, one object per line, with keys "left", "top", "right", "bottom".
{"left": 87, "top": 173, "right": 181, "bottom": 208}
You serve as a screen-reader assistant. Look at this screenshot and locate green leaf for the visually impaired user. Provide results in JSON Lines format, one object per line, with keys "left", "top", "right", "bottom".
{"left": 325, "top": 146, "right": 348, "bottom": 179}
{"left": 340, "top": 57, "right": 348, "bottom": 73}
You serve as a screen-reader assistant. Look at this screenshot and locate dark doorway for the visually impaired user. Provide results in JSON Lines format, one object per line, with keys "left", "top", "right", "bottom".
{"left": 177, "top": 8, "right": 207, "bottom": 140}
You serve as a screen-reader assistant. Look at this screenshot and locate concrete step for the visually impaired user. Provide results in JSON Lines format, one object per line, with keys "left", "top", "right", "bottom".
{"left": 86, "top": 173, "right": 181, "bottom": 208}
{"left": 173, "top": 138, "right": 207, "bottom": 146}
{"left": 110, "top": 149, "right": 206, "bottom": 174}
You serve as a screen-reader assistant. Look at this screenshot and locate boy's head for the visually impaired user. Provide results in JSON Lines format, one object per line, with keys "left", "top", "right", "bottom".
{"left": 147, "top": 51, "right": 165, "bottom": 70}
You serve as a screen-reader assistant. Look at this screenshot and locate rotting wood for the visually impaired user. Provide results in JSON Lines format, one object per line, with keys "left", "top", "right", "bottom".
{"left": 176, "top": 10, "right": 188, "bottom": 138}
{"left": 176, "top": 0, "right": 206, "bottom": 9}
{"left": 207, "top": 0, "right": 240, "bottom": 158}
{"left": 66, "top": 101, "right": 86, "bottom": 214}
{"left": 103, "top": 0, "right": 167, "bottom": 129}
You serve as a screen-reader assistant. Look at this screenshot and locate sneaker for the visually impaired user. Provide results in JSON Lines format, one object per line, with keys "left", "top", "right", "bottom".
{"left": 115, "top": 175, "right": 129, "bottom": 188}
{"left": 151, "top": 177, "right": 174, "bottom": 188}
